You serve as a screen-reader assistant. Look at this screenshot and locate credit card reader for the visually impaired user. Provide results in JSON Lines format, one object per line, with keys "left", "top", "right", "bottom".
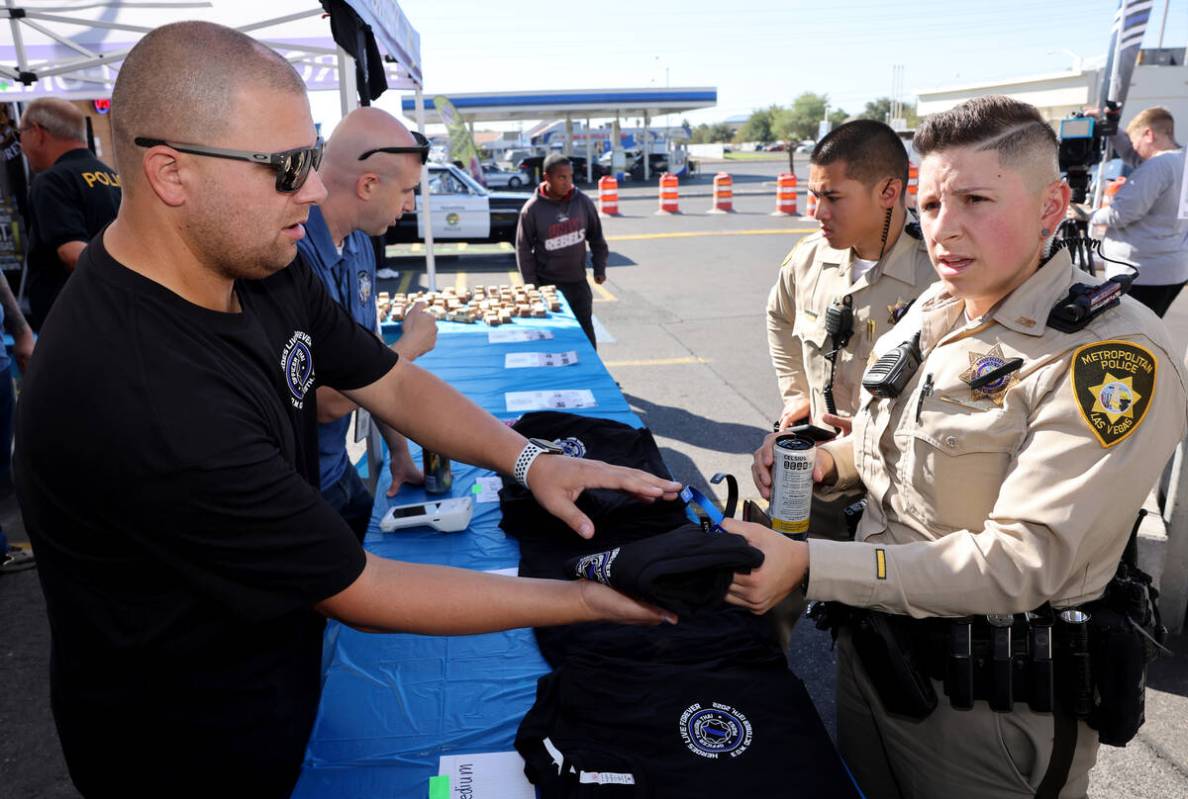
{"left": 379, "top": 496, "right": 474, "bottom": 533}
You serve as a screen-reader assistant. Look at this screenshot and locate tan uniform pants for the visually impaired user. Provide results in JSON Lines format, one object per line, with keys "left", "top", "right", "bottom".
{"left": 835, "top": 630, "right": 1100, "bottom": 799}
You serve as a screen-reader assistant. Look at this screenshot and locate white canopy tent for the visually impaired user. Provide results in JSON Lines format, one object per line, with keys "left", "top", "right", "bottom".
{"left": 0, "top": 0, "right": 441, "bottom": 287}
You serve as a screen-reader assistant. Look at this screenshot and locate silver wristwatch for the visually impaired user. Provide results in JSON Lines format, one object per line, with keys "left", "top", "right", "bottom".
{"left": 513, "top": 437, "right": 565, "bottom": 489}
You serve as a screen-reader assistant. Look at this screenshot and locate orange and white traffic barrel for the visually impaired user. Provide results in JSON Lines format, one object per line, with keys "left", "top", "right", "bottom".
{"left": 598, "top": 175, "right": 621, "bottom": 217}
{"left": 906, "top": 162, "right": 918, "bottom": 210}
{"left": 803, "top": 188, "right": 818, "bottom": 221}
{"left": 656, "top": 173, "right": 681, "bottom": 215}
{"left": 707, "top": 172, "right": 734, "bottom": 213}
{"left": 772, "top": 173, "right": 798, "bottom": 216}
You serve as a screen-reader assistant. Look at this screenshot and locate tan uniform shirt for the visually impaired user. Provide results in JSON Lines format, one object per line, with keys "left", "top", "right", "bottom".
{"left": 767, "top": 220, "right": 935, "bottom": 423}
{"left": 808, "top": 250, "right": 1188, "bottom": 617}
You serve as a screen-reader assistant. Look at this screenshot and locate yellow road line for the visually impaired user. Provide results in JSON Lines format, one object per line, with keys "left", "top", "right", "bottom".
{"left": 588, "top": 274, "right": 617, "bottom": 302}
{"left": 397, "top": 271, "right": 415, "bottom": 294}
{"left": 606, "top": 228, "right": 815, "bottom": 242}
{"left": 507, "top": 271, "right": 523, "bottom": 287}
{"left": 454, "top": 271, "right": 467, "bottom": 294}
{"left": 602, "top": 355, "right": 710, "bottom": 368}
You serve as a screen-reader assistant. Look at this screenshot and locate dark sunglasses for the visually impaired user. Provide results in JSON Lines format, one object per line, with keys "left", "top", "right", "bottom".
{"left": 133, "top": 136, "right": 324, "bottom": 193}
{"left": 358, "top": 130, "right": 430, "bottom": 165}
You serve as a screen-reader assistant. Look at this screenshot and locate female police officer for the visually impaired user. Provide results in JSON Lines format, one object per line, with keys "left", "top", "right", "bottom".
{"left": 732, "top": 96, "right": 1188, "bottom": 798}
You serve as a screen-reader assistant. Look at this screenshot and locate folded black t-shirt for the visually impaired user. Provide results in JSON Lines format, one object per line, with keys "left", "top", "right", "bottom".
{"left": 517, "top": 651, "right": 861, "bottom": 798}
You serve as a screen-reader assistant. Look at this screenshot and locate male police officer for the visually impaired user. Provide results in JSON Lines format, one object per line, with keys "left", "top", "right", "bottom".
{"left": 19, "top": 97, "right": 121, "bottom": 328}
{"left": 764, "top": 120, "right": 934, "bottom": 541}
{"left": 298, "top": 107, "right": 438, "bottom": 538}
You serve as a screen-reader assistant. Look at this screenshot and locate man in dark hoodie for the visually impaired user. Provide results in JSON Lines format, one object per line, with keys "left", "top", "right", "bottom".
{"left": 515, "top": 153, "right": 608, "bottom": 348}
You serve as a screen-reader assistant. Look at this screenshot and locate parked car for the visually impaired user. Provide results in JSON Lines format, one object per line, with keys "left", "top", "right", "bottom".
{"left": 496, "top": 148, "right": 534, "bottom": 170}
{"left": 385, "top": 163, "right": 529, "bottom": 244}
{"left": 516, "top": 154, "right": 607, "bottom": 184}
{"left": 480, "top": 163, "right": 528, "bottom": 189}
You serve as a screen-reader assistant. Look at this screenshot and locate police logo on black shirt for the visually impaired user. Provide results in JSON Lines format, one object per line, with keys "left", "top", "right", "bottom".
{"left": 679, "top": 702, "right": 753, "bottom": 759}
{"left": 1070, "top": 340, "right": 1157, "bottom": 448}
{"left": 555, "top": 437, "right": 587, "bottom": 458}
{"left": 281, "top": 330, "right": 316, "bottom": 409}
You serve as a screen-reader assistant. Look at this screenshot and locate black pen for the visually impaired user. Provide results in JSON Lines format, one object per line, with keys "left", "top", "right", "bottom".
{"left": 968, "top": 357, "right": 1024, "bottom": 391}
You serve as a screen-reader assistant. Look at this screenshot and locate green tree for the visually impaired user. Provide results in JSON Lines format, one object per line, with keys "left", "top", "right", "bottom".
{"left": 737, "top": 106, "right": 778, "bottom": 144}
{"left": 707, "top": 122, "right": 735, "bottom": 142}
{"left": 776, "top": 92, "right": 845, "bottom": 141}
{"left": 858, "top": 97, "right": 920, "bottom": 127}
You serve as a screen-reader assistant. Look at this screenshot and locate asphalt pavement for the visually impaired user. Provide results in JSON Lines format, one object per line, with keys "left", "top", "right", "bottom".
{"left": 5, "top": 157, "right": 1188, "bottom": 797}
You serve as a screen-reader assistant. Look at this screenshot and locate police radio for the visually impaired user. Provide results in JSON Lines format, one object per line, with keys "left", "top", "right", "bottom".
{"left": 825, "top": 295, "right": 854, "bottom": 349}
{"left": 862, "top": 332, "right": 923, "bottom": 399}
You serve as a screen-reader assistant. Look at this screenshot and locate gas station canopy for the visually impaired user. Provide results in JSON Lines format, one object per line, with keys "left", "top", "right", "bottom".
{"left": 400, "top": 87, "right": 717, "bottom": 123}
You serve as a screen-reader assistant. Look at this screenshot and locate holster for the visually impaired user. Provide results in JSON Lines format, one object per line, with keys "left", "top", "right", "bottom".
{"left": 849, "top": 610, "right": 938, "bottom": 720}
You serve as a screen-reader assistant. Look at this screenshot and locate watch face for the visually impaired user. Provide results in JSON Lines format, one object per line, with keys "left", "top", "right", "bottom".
{"left": 985, "top": 614, "right": 1015, "bottom": 627}
{"left": 529, "top": 437, "right": 565, "bottom": 454}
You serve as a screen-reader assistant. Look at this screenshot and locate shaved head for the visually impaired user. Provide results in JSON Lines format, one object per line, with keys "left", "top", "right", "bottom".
{"left": 110, "top": 20, "right": 306, "bottom": 188}
{"left": 321, "top": 107, "right": 418, "bottom": 189}
{"left": 317, "top": 107, "right": 423, "bottom": 239}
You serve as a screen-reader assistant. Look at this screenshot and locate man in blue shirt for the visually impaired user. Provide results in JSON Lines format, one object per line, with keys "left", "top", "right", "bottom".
{"left": 298, "top": 107, "right": 437, "bottom": 539}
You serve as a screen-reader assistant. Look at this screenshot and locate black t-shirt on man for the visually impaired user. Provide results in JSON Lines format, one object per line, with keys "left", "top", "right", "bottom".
{"left": 26, "top": 148, "right": 122, "bottom": 328}
{"left": 15, "top": 231, "right": 396, "bottom": 797}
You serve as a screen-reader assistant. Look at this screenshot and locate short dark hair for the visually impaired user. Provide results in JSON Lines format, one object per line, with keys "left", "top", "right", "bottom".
{"left": 914, "top": 95, "right": 1058, "bottom": 180}
{"left": 812, "top": 120, "right": 909, "bottom": 189}
{"left": 543, "top": 153, "right": 571, "bottom": 174}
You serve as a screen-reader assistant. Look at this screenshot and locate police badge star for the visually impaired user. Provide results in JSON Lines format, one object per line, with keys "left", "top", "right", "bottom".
{"left": 887, "top": 297, "right": 910, "bottom": 324}
{"left": 959, "top": 344, "right": 1018, "bottom": 405}
{"left": 1071, "top": 340, "right": 1157, "bottom": 448}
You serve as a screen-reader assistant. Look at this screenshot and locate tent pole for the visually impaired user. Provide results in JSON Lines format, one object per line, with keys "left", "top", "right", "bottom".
{"left": 585, "top": 116, "right": 592, "bottom": 183}
{"left": 337, "top": 46, "right": 358, "bottom": 119}
{"left": 415, "top": 88, "right": 437, "bottom": 292}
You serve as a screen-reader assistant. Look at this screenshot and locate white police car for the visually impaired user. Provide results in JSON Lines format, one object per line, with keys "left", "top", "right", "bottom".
{"left": 386, "top": 163, "right": 530, "bottom": 244}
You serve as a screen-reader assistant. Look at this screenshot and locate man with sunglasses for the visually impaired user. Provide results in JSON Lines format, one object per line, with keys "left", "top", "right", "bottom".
{"left": 298, "top": 107, "right": 438, "bottom": 538}
{"left": 19, "top": 97, "right": 122, "bottom": 329}
{"left": 15, "top": 22, "right": 681, "bottom": 799}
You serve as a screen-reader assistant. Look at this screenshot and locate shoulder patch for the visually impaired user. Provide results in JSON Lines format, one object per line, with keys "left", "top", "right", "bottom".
{"left": 1069, "top": 340, "right": 1157, "bottom": 448}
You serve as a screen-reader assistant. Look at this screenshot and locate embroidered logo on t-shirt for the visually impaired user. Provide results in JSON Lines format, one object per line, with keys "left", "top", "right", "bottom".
{"left": 679, "top": 702, "right": 753, "bottom": 759}
{"left": 357, "top": 271, "right": 372, "bottom": 305}
{"left": 281, "top": 330, "right": 316, "bottom": 409}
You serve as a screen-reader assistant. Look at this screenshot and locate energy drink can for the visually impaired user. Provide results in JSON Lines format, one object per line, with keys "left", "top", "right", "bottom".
{"left": 422, "top": 448, "right": 453, "bottom": 494}
{"left": 769, "top": 434, "right": 815, "bottom": 536}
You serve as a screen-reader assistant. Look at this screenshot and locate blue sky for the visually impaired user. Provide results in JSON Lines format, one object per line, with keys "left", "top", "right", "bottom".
{"left": 343, "top": 0, "right": 1188, "bottom": 130}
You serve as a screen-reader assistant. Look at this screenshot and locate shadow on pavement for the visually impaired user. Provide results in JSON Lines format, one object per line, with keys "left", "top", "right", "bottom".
{"left": 624, "top": 392, "right": 769, "bottom": 456}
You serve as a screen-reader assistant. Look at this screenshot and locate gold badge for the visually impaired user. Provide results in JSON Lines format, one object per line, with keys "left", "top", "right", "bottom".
{"left": 887, "top": 297, "right": 910, "bottom": 324}
{"left": 958, "top": 344, "right": 1019, "bottom": 405}
{"left": 1071, "top": 341, "right": 1157, "bottom": 448}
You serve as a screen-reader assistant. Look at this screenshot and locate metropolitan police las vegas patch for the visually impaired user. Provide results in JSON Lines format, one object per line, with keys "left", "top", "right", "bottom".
{"left": 1070, "top": 340, "right": 1157, "bottom": 448}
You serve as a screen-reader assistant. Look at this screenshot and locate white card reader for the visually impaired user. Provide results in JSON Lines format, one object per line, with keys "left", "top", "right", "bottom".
{"left": 379, "top": 496, "right": 474, "bottom": 533}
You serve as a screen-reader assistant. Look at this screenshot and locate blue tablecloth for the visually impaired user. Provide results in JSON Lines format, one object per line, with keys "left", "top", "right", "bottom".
{"left": 295, "top": 302, "right": 638, "bottom": 797}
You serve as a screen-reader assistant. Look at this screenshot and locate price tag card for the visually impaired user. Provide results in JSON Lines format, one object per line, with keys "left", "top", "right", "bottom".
{"left": 505, "top": 389, "right": 597, "bottom": 412}
{"left": 471, "top": 475, "right": 504, "bottom": 503}
{"left": 488, "top": 328, "right": 555, "bottom": 344}
{"left": 504, "top": 351, "right": 579, "bottom": 369}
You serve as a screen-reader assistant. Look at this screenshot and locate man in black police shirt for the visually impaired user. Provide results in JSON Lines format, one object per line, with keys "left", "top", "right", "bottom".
{"left": 15, "top": 22, "right": 681, "bottom": 799}
{"left": 19, "top": 97, "right": 121, "bottom": 329}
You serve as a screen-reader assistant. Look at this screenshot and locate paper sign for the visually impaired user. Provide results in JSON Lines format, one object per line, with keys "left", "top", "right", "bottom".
{"left": 488, "top": 328, "right": 554, "bottom": 344}
{"left": 472, "top": 476, "right": 503, "bottom": 503}
{"left": 504, "top": 351, "right": 579, "bottom": 369}
{"left": 438, "top": 752, "right": 535, "bottom": 799}
{"left": 505, "top": 389, "right": 597, "bottom": 412}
